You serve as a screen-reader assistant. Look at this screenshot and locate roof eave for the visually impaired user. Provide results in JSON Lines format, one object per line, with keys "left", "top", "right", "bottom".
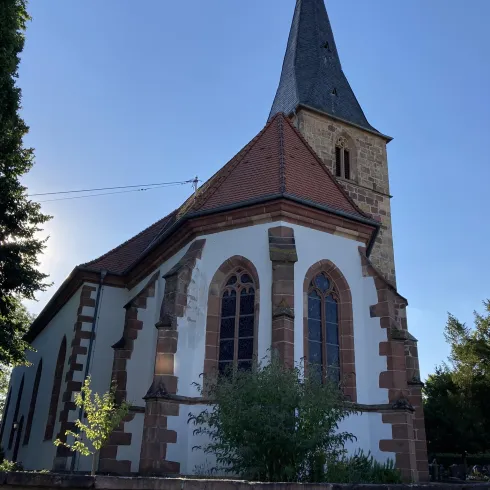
{"left": 294, "top": 103, "right": 393, "bottom": 143}
{"left": 125, "top": 193, "right": 380, "bottom": 277}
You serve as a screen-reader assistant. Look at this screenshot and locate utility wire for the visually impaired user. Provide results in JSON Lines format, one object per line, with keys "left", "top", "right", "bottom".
{"left": 36, "top": 182, "right": 189, "bottom": 203}
{"left": 29, "top": 179, "right": 194, "bottom": 197}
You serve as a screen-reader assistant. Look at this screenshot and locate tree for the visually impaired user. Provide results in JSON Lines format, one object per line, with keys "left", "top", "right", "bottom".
{"left": 0, "top": 302, "right": 33, "bottom": 418}
{"left": 423, "top": 367, "right": 487, "bottom": 456}
{"left": 189, "top": 356, "right": 356, "bottom": 482}
{"left": 0, "top": 0, "right": 51, "bottom": 366}
{"left": 54, "top": 377, "right": 130, "bottom": 475}
{"left": 423, "top": 301, "right": 490, "bottom": 457}
{"left": 444, "top": 301, "right": 490, "bottom": 383}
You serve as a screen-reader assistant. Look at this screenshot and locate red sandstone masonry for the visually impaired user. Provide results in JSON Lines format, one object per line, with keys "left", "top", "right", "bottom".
{"left": 303, "top": 260, "right": 357, "bottom": 402}
{"left": 54, "top": 284, "right": 97, "bottom": 471}
{"left": 359, "top": 247, "right": 428, "bottom": 483}
{"left": 269, "top": 226, "right": 297, "bottom": 368}
{"left": 139, "top": 240, "right": 206, "bottom": 476}
{"left": 98, "top": 272, "right": 159, "bottom": 474}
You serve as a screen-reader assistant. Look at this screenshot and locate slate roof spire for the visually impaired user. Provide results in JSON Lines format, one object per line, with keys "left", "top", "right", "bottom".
{"left": 270, "top": 0, "right": 379, "bottom": 134}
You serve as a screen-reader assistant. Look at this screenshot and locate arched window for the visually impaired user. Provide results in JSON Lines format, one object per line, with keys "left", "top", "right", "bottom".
{"left": 45, "top": 336, "right": 66, "bottom": 440}
{"left": 335, "top": 136, "right": 351, "bottom": 180}
{"left": 303, "top": 260, "right": 357, "bottom": 401}
{"left": 219, "top": 270, "right": 256, "bottom": 374}
{"left": 0, "top": 388, "right": 12, "bottom": 445}
{"left": 23, "top": 359, "right": 42, "bottom": 446}
{"left": 12, "top": 415, "right": 24, "bottom": 463}
{"left": 8, "top": 374, "right": 24, "bottom": 450}
{"left": 307, "top": 272, "right": 340, "bottom": 383}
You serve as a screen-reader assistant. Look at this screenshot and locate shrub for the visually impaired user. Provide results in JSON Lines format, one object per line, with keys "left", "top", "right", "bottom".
{"left": 324, "top": 450, "right": 402, "bottom": 484}
{"left": 189, "top": 355, "right": 356, "bottom": 482}
{"left": 0, "top": 460, "right": 23, "bottom": 472}
{"left": 54, "top": 376, "right": 130, "bottom": 475}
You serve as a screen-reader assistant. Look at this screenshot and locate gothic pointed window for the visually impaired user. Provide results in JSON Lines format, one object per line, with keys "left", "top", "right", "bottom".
{"left": 23, "top": 359, "right": 42, "bottom": 446}
{"left": 307, "top": 272, "right": 340, "bottom": 383}
{"left": 8, "top": 374, "right": 24, "bottom": 450}
{"left": 0, "top": 388, "right": 11, "bottom": 445}
{"left": 219, "top": 269, "right": 256, "bottom": 374}
{"left": 44, "top": 336, "right": 66, "bottom": 440}
{"left": 335, "top": 136, "right": 352, "bottom": 180}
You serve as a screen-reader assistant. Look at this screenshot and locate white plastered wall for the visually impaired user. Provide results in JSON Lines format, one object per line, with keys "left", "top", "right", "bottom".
{"left": 5, "top": 287, "right": 82, "bottom": 470}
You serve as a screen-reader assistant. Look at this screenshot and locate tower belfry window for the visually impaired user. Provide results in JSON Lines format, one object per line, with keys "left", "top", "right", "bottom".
{"left": 335, "top": 136, "right": 351, "bottom": 180}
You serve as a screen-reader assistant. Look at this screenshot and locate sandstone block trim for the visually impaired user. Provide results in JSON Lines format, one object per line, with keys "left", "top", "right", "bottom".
{"left": 54, "top": 284, "right": 97, "bottom": 471}
{"left": 99, "top": 272, "right": 159, "bottom": 474}
{"left": 303, "top": 260, "right": 357, "bottom": 402}
{"left": 139, "top": 239, "right": 206, "bottom": 476}
{"left": 269, "top": 226, "right": 297, "bottom": 368}
{"left": 359, "top": 247, "right": 428, "bottom": 482}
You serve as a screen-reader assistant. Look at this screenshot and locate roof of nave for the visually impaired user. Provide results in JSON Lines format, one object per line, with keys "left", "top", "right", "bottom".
{"left": 81, "top": 113, "right": 376, "bottom": 276}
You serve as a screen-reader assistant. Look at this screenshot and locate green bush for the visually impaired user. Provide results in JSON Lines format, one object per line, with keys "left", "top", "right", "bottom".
{"left": 189, "top": 355, "right": 356, "bottom": 482}
{"left": 0, "top": 460, "right": 23, "bottom": 472}
{"left": 324, "top": 450, "right": 402, "bottom": 484}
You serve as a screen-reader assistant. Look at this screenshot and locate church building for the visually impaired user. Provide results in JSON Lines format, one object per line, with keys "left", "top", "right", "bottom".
{"left": 1, "top": 0, "right": 428, "bottom": 482}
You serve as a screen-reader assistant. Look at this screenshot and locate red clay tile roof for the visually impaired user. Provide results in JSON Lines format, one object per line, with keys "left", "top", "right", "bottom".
{"left": 183, "top": 113, "right": 371, "bottom": 219}
{"left": 81, "top": 113, "right": 373, "bottom": 275}
{"left": 81, "top": 210, "right": 177, "bottom": 274}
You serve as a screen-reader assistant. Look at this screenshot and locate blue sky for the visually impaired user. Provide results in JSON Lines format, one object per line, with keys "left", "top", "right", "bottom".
{"left": 20, "top": 0, "right": 490, "bottom": 379}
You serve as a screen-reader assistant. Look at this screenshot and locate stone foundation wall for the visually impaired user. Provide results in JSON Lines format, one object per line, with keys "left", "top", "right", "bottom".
{"left": 295, "top": 108, "right": 396, "bottom": 285}
{"left": 1, "top": 473, "right": 489, "bottom": 490}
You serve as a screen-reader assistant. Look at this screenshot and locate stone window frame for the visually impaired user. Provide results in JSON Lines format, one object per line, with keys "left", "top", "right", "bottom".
{"left": 23, "top": 358, "right": 43, "bottom": 446}
{"left": 44, "top": 336, "right": 67, "bottom": 441}
{"left": 306, "top": 272, "right": 341, "bottom": 384}
{"left": 303, "top": 260, "right": 357, "bottom": 401}
{"left": 8, "top": 373, "right": 24, "bottom": 450}
{"left": 335, "top": 133, "right": 357, "bottom": 182}
{"left": 0, "top": 388, "right": 12, "bottom": 444}
{"left": 218, "top": 270, "right": 257, "bottom": 374}
{"left": 204, "top": 256, "right": 260, "bottom": 379}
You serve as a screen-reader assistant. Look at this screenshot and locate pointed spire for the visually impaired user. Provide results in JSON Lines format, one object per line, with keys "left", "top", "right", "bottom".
{"left": 270, "top": 0, "right": 379, "bottom": 134}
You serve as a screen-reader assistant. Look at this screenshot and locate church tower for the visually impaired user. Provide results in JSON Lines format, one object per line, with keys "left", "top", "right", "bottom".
{"left": 270, "top": 0, "right": 396, "bottom": 285}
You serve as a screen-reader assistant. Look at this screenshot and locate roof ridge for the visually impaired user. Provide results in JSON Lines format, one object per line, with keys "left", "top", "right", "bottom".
{"left": 182, "top": 114, "right": 282, "bottom": 215}
{"left": 282, "top": 115, "right": 375, "bottom": 222}
{"left": 81, "top": 209, "right": 178, "bottom": 270}
{"left": 277, "top": 115, "right": 286, "bottom": 194}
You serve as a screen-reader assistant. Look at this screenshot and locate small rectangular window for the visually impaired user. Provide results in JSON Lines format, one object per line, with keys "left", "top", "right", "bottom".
{"left": 335, "top": 147, "right": 341, "bottom": 177}
{"left": 344, "top": 150, "right": 350, "bottom": 180}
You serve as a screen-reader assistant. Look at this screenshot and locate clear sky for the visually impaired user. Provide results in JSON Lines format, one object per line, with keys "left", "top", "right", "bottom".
{"left": 20, "top": 0, "right": 490, "bottom": 380}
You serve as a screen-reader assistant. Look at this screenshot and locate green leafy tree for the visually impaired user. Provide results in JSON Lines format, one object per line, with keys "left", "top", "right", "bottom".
{"left": 0, "top": 0, "right": 51, "bottom": 366}
{"left": 424, "top": 301, "right": 490, "bottom": 457}
{"left": 54, "top": 377, "right": 130, "bottom": 475}
{"left": 189, "top": 356, "right": 356, "bottom": 482}
{"left": 423, "top": 367, "right": 488, "bottom": 456}
{"left": 0, "top": 302, "right": 33, "bottom": 418}
{"left": 445, "top": 301, "right": 490, "bottom": 383}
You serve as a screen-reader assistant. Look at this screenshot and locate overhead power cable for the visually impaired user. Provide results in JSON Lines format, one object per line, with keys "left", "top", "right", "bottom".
{"left": 36, "top": 182, "right": 189, "bottom": 203}
{"left": 29, "top": 179, "right": 195, "bottom": 197}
